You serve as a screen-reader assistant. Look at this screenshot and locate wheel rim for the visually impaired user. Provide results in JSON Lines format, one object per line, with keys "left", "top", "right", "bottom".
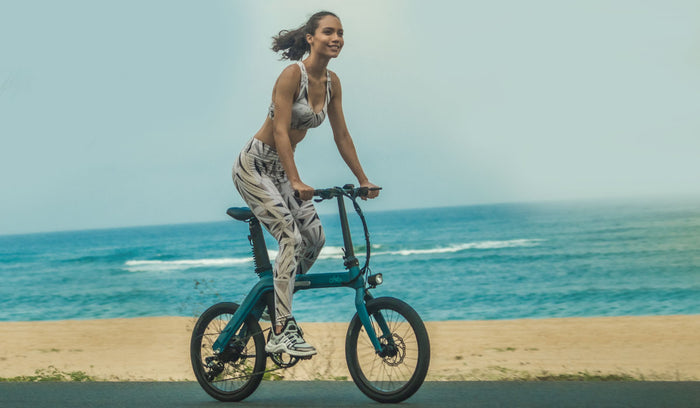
{"left": 197, "top": 312, "right": 260, "bottom": 393}
{"left": 355, "top": 308, "right": 420, "bottom": 393}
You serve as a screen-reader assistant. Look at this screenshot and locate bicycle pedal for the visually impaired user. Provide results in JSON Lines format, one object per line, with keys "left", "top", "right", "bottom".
{"left": 298, "top": 355, "right": 313, "bottom": 360}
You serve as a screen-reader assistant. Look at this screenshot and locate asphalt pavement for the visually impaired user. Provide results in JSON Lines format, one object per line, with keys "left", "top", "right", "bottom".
{"left": 1, "top": 381, "right": 699, "bottom": 408}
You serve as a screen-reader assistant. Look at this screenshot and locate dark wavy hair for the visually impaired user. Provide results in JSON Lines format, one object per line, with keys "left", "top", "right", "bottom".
{"left": 271, "top": 11, "right": 340, "bottom": 60}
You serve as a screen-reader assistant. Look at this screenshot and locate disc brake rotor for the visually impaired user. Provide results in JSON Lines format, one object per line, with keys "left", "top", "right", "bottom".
{"left": 381, "top": 333, "right": 406, "bottom": 367}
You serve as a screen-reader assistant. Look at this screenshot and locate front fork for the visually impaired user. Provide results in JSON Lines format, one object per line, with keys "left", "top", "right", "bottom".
{"left": 354, "top": 288, "right": 394, "bottom": 354}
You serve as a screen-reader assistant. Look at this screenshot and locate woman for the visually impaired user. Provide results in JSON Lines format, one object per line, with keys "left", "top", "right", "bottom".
{"left": 232, "top": 11, "right": 379, "bottom": 357}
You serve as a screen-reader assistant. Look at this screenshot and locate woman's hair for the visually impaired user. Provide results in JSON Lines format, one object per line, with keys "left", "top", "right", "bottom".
{"left": 271, "top": 11, "right": 339, "bottom": 60}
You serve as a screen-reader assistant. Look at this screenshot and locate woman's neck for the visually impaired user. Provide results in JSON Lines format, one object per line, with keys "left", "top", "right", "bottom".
{"left": 303, "top": 54, "right": 330, "bottom": 79}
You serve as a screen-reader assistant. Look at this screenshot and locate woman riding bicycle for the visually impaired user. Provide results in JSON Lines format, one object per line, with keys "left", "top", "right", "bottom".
{"left": 232, "top": 11, "right": 379, "bottom": 357}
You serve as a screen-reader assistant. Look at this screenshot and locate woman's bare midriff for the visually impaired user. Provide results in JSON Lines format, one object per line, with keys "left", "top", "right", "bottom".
{"left": 254, "top": 117, "right": 308, "bottom": 151}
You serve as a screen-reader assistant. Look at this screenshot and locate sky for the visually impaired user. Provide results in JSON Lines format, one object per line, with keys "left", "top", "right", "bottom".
{"left": 1, "top": 0, "right": 699, "bottom": 235}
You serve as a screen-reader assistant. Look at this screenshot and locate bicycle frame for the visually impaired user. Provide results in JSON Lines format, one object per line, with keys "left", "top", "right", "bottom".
{"left": 212, "top": 191, "right": 389, "bottom": 355}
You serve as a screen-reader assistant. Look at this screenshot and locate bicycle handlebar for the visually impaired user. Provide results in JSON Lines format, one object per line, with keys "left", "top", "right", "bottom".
{"left": 311, "top": 184, "right": 382, "bottom": 201}
{"left": 306, "top": 184, "right": 381, "bottom": 274}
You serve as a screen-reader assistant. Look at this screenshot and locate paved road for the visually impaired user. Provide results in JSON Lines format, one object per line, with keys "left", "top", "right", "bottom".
{"left": 1, "top": 381, "right": 699, "bottom": 408}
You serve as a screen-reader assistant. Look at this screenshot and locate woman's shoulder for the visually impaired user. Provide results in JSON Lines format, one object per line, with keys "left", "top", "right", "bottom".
{"left": 328, "top": 70, "right": 342, "bottom": 92}
{"left": 327, "top": 69, "right": 341, "bottom": 85}
{"left": 279, "top": 62, "right": 302, "bottom": 78}
{"left": 274, "top": 63, "right": 303, "bottom": 90}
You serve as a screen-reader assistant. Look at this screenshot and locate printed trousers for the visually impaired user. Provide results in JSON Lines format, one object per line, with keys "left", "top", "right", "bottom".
{"left": 232, "top": 138, "right": 325, "bottom": 325}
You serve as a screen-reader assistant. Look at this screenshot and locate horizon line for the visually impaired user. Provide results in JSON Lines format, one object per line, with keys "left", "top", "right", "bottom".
{"left": 2, "top": 193, "right": 699, "bottom": 238}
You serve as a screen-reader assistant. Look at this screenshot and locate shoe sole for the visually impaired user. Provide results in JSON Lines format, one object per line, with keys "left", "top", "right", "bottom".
{"left": 265, "top": 343, "right": 317, "bottom": 357}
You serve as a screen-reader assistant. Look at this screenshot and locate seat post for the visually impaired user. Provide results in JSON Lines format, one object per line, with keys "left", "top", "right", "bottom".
{"left": 248, "top": 218, "right": 272, "bottom": 275}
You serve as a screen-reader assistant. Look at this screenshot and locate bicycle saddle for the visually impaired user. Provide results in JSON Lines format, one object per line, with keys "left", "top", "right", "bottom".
{"left": 226, "top": 207, "right": 255, "bottom": 221}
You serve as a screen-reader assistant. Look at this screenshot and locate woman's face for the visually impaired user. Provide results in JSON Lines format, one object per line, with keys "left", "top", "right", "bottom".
{"left": 307, "top": 16, "right": 344, "bottom": 58}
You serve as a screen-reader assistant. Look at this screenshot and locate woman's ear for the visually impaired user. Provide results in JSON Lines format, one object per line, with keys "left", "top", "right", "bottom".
{"left": 306, "top": 33, "right": 313, "bottom": 45}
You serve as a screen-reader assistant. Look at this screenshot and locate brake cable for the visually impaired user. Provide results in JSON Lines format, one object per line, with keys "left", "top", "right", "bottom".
{"left": 348, "top": 191, "right": 372, "bottom": 274}
{"left": 314, "top": 186, "right": 373, "bottom": 274}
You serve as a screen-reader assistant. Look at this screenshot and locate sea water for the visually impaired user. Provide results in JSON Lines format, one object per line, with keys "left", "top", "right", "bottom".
{"left": 1, "top": 199, "right": 699, "bottom": 322}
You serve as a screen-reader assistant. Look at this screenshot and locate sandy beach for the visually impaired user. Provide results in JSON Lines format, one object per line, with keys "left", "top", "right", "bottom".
{"left": 1, "top": 315, "right": 698, "bottom": 381}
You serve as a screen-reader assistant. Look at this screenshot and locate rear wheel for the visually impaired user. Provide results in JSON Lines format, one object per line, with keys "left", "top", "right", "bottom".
{"left": 345, "top": 297, "right": 430, "bottom": 403}
{"left": 190, "top": 302, "right": 266, "bottom": 401}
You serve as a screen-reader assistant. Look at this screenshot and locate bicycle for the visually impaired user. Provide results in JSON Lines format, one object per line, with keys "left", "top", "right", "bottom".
{"left": 190, "top": 185, "right": 431, "bottom": 403}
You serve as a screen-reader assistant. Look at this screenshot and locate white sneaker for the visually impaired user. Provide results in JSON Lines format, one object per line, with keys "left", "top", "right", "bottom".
{"left": 265, "top": 317, "right": 317, "bottom": 357}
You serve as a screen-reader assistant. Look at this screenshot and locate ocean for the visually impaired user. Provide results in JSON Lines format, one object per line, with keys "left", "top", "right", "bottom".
{"left": 1, "top": 198, "right": 699, "bottom": 322}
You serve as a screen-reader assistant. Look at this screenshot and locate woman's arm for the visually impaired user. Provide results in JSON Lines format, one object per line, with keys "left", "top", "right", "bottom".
{"left": 327, "top": 71, "right": 379, "bottom": 199}
{"left": 271, "top": 65, "right": 315, "bottom": 200}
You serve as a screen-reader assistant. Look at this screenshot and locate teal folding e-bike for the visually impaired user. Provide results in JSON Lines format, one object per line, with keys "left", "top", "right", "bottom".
{"left": 190, "top": 185, "right": 430, "bottom": 403}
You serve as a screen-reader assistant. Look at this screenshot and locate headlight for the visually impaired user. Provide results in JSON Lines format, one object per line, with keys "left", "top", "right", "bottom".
{"left": 368, "top": 273, "right": 383, "bottom": 287}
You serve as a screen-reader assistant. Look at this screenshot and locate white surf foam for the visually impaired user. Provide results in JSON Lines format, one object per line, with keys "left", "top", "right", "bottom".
{"left": 125, "top": 257, "right": 252, "bottom": 272}
{"left": 375, "top": 239, "right": 544, "bottom": 256}
{"left": 317, "top": 246, "right": 346, "bottom": 259}
{"left": 124, "top": 240, "right": 542, "bottom": 271}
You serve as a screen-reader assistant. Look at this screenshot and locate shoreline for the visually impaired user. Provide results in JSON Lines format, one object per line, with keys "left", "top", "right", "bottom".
{"left": 1, "top": 315, "right": 699, "bottom": 381}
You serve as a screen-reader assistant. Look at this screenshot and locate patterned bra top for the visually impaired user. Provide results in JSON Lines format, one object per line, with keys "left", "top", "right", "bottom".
{"left": 268, "top": 61, "right": 332, "bottom": 130}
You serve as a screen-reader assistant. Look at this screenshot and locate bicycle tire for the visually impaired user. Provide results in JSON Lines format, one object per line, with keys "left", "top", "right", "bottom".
{"left": 345, "top": 297, "right": 430, "bottom": 403}
{"left": 190, "top": 302, "right": 266, "bottom": 401}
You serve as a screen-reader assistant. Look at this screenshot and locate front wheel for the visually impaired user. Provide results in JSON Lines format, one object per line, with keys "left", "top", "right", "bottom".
{"left": 190, "top": 302, "right": 266, "bottom": 402}
{"left": 345, "top": 297, "right": 430, "bottom": 403}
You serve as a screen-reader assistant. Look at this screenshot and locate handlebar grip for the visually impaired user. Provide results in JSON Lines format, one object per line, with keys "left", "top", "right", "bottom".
{"left": 306, "top": 186, "right": 383, "bottom": 200}
{"left": 359, "top": 187, "right": 382, "bottom": 196}
{"left": 295, "top": 189, "right": 323, "bottom": 200}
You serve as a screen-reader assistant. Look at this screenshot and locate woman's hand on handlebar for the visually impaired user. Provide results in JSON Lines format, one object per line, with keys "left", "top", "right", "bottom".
{"left": 360, "top": 181, "right": 380, "bottom": 200}
{"left": 292, "top": 181, "right": 315, "bottom": 201}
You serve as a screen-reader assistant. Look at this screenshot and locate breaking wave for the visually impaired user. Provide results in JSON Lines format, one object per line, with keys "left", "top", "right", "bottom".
{"left": 124, "top": 240, "right": 542, "bottom": 272}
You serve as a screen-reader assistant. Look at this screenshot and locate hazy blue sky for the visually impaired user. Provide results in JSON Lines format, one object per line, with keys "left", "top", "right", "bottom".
{"left": 1, "top": 0, "right": 699, "bottom": 234}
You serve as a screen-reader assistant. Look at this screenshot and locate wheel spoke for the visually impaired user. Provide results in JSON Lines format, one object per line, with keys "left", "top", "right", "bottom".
{"left": 190, "top": 303, "right": 266, "bottom": 402}
{"left": 347, "top": 298, "right": 429, "bottom": 403}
